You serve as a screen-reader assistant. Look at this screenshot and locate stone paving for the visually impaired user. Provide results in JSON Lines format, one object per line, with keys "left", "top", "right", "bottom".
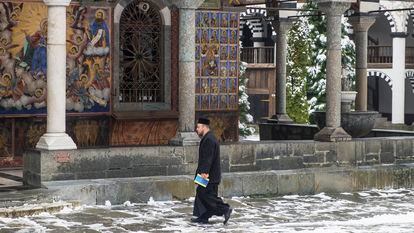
{"left": 0, "top": 169, "right": 23, "bottom": 189}
{"left": 0, "top": 189, "right": 414, "bottom": 232}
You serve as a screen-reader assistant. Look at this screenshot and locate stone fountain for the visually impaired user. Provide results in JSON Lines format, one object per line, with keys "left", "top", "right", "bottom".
{"left": 313, "top": 73, "right": 378, "bottom": 138}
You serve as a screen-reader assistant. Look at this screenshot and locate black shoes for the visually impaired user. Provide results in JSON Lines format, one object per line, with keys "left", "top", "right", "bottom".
{"left": 191, "top": 217, "right": 209, "bottom": 224}
{"left": 223, "top": 208, "right": 232, "bottom": 225}
{"left": 191, "top": 209, "right": 232, "bottom": 225}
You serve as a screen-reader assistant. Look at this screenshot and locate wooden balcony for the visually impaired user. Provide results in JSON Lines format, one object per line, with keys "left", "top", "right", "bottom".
{"left": 368, "top": 45, "right": 414, "bottom": 69}
{"left": 240, "top": 46, "right": 275, "bottom": 64}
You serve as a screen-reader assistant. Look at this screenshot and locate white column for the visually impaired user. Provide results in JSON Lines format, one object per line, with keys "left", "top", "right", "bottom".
{"left": 392, "top": 36, "right": 406, "bottom": 124}
{"left": 36, "top": 0, "right": 76, "bottom": 150}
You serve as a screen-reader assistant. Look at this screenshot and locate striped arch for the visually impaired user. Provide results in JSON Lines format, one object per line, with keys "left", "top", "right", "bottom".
{"left": 368, "top": 70, "right": 393, "bottom": 89}
{"left": 240, "top": 8, "right": 267, "bottom": 38}
{"left": 379, "top": 5, "right": 396, "bottom": 33}
{"left": 410, "top": 11, "right": 414, "bottom": 37}
{"left": 405, "top": 70, "right": 414, "bottom": 93}
{"left": 241, "top": 20, "right": 254, "bottom": 34}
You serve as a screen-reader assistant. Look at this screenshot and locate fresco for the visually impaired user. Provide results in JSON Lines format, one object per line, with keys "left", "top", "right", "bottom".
{"left": 195, "top": 111, "right": 238, "bottom": 142}
{"left": 0, "top": 2, "right": 111, "bottom": 114}
{"left": 195, "top": 11, "right": 239, "bottom": 111}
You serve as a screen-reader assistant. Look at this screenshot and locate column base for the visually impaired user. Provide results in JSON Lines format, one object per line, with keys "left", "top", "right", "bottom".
{"left": 169, "top": 132, "right": 200, "bottom": 146}
{"left": 268, "top": 114, "right": 293, "bottom": 123}
{"left": 36, "top": 133, "right": 77, "bottom": 150}
{"left": 314, "top": 127, "right": 351, "bottom": 142}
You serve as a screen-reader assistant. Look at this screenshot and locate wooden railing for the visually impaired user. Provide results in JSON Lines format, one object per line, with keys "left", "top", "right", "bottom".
{"left": 406, "top": 47, "right": 414, "bottom": 64}
{"left": 368, "top": 45, "right": 392, "bottom": 64}
{"left": 368, "top": 46, "right": 414, "bottom": 64}
{"left": 241, "top": 45, "right": 414, "bottom": 65}
{"left": 240, "top": 46, "right": 274, "bottom": 64}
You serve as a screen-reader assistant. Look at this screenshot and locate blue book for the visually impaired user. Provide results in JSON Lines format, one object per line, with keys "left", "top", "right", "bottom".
{"left": 194, "top": 174, "right": 209, "bottom": 188}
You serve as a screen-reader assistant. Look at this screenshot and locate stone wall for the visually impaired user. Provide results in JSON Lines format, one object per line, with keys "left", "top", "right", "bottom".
{"left": 24, "top": 137, "right": 414, "bottom": 187}
{"left": 45, "top": 164, "right": 414, "bottom": 205}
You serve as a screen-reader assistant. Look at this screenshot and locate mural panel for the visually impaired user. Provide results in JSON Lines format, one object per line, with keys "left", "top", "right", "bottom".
{"left": 111, "top": 120, "right": 178, "bottom": 146}
{"left": 195, "top": 10, "right": 239, "bottom": 142}
{"left": 196, "top": 111, "right": 238, "bottom": 142}
{"left": 195, "top": 11, "right": 239, "bottom": 111}
{"left": 0, "top": 2, "right": 111, "bottom": 115}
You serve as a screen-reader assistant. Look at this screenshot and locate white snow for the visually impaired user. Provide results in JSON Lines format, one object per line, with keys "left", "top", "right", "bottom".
{"left": 2, "top": 189, "right": 414, "bottom": 232}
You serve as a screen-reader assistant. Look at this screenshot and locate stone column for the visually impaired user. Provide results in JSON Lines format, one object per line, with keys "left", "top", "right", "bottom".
{"left": 170, "top": 0, "right": 204, "bottom": 146}
{"left": 36, "top": 0, "right": 76, "bottom": 150}
{"left": 391, "top": 34, "right": 407, "bottom": 124}
{"left": 270, "top": 19, "right": 293, "bottom": 123}
{"left": 314, "top": 0, "right": 353, "bottom": 142}
{"left": 349, "top": 16, "right": 376, "bottom": 111}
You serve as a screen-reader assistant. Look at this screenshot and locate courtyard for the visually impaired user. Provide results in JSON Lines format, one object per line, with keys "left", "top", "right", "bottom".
{"left": 0, "top": 189, "right": 413, "bottom": 232}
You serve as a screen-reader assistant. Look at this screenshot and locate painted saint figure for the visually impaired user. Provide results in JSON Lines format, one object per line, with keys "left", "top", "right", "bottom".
{"left": 22, "top": 18, "right": 48, "bottom": 76}
{"left": 84, "top": 9, "right": 110, "bottom": 57}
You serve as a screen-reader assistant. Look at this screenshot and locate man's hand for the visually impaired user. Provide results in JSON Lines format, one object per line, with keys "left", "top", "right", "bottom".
{"left": 200, "top": 173, "right": 209, "bottom": 179}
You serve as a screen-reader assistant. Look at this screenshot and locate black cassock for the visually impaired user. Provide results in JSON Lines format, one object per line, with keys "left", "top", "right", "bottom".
{"left": 193, "top": 131, "right": 230, "bottom": 220}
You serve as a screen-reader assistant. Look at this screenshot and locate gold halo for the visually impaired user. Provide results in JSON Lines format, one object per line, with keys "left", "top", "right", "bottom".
{"left": 95, "top": 9, "right": 105, "bottom": 20}
{"left": 10, "top": 12, "right": 18, "bottom": 21}
{"left": 2, "top": 73, "right": 12, "bottom": 81}
{"left": 0, "top": 37, "right": 9, "bottom": 46}
{"left": 75, "top": 34, "right": 83, "bottom": 43}
{"left": 70, "top": 45, "right": 79, "bottom": 54}
{"left": 79, "top": 74, "right": 88, "bottom": 84}
{"left": 34, "top": 88, "right": 44, "bottom": 98}
{"left": 13, "top": 6, "right": 22, "bottom": 14}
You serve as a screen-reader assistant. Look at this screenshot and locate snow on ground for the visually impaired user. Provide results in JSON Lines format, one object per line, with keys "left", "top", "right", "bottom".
{"left": 240, "top": 134, "right": 260, "bottom": 141}
{"left": 1, "top": 189, "right": 414, "bottom": 232}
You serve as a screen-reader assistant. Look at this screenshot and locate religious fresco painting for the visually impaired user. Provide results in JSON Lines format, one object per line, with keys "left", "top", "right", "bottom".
{"left": 66, "top": 5, "right": 111, "bottom": 113}
{"left": 195, "top": 11, "right": 239, "bottom": 111}
{"left": 195, "top": 10, "right": 239, "bottom": 142}
{"left": 0, "top": 2, "right": 111, "bottom": 115}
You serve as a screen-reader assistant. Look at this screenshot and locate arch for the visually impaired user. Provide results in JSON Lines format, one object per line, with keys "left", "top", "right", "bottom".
{"left": 113, "top": 0, "right": 172, "bottom": 111}
{"left": 405, "top": 70, "right": 414, "bottom": 93}
{"left": 379, "top": 5, "right": 397, "bottom": 33}
{"left": 115, "top": 0, "right": 170, "bottom": 26}
{"left": 368, "top": 70, "right": 393, "bottom": 88}
{"left": 239, "top": 20, "right": 254, "bottom": 37}
{"left": 410, "top": 10, "right": 414, "bottom": 37}
{"left": 240, "top": 8, "right": 266, "bottom": 38}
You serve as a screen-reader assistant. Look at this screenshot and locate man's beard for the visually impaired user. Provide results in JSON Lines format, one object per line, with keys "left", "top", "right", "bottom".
{"left": 197, "top": 131, "right": 204, "bottom": 138}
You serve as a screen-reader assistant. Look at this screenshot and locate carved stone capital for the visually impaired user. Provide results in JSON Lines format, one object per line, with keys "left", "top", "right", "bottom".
{"left": 272, "top": 18, "right": 294, "bottom": 35}
{"left": 348, "top": 16, "right": 376, "bottom": 32}
{"left": 315, "top": 0, "right": 353, "bottom": 16}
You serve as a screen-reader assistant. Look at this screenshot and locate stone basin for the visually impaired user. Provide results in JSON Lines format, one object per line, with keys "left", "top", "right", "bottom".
{"left": 313, "top": 111, "right": 379, "bottom": 138}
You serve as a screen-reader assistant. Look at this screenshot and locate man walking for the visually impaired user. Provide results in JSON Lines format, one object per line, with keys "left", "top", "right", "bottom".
{"left": 191, "top": 117, "right": 232, "bottom": 224}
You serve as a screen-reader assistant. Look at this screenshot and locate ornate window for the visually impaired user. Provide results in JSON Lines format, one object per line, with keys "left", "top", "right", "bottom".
{"left": 119, "top": 1, "right": 162, "bottom": 103}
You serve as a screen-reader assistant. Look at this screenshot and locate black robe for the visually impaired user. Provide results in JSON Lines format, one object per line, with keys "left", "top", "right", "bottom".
{"left": 193, "top": 131, "right": 230, "bottom": 219}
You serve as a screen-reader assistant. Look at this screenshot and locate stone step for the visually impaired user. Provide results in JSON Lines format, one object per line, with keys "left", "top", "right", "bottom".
{"left": 373, "top": 117, "right": 389, "bottom": 128}
{"left": 0, "top": 201, "right": 79, "bottom": 218}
